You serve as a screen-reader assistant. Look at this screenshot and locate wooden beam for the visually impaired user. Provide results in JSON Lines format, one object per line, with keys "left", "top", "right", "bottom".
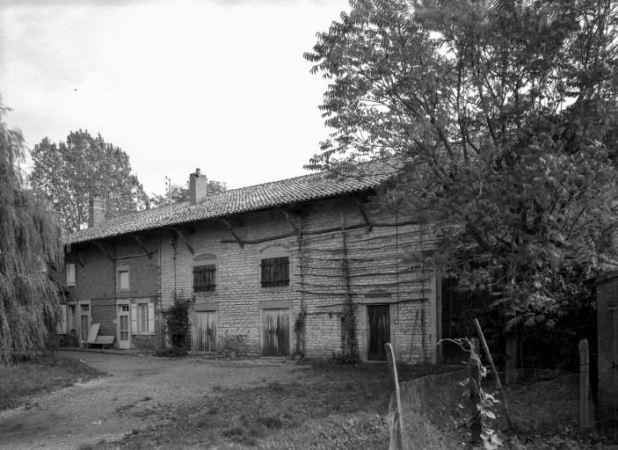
{"left": 171, "top": 228, "right": 194, "bottom": 255}
{"left": 171, "top": 225, "right": 195, "bottom": 234}
{"left": 281, "top": 209, "right": 299, "bottom": 234}
{"left": 129, "top": 234, "right": 155, "bottom": 259}
{"left": 220, "top": 218, "right": 244, "bottom": 248}
{"left": 92, "top": 241, "right": 114, "bottom": 262}
{"left": 354, "top": 196, "right": 372, "bottom": 231}
{"left": 77, "top": 251, "right": 85, "bottom": 268}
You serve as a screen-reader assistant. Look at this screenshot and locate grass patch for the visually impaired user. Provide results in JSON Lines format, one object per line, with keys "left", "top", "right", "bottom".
{"left": 0, "top": 353, "right": 105, "bottom": 410}
{"left": 93, "top": 361, "right": 457, "bottom": 450}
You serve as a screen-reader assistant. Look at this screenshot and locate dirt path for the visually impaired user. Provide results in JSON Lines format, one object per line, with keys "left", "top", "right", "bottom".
{"left": 0, "top": 351, "right": 305, "bottom": 450}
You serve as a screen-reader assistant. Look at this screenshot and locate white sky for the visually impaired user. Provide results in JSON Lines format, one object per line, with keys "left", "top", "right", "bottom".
{"left": 0, "top": 0, "right": 350, "bottom": 196}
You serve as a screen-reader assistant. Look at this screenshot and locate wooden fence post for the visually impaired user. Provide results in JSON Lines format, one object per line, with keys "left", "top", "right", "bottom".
{"left": 386, "top": 343, "right": 405, "bottom": 450}
{"left": 473, "top": 319, "right": 514, "bottom": 430}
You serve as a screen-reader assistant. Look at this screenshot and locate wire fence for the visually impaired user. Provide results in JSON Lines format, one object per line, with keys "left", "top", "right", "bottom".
{"left": 388, "top": 367, "right": 579, "bottom": 450}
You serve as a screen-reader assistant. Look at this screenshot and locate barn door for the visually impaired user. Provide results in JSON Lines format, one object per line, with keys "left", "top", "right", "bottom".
{"left": 262, "top": 308, "right": 289, "bottom": 356}
{"left": 195, "top": 311, "right": 217, "bottom": 352}
{"left": 367, "top": 305, "right": 390, "bottom": 361}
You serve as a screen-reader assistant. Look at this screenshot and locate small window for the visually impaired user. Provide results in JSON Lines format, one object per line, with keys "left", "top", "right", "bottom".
{"left": 117, "top": 268, "right": 130, "bottom": 291}
{"left": 261, "top": 257, "right": 290, "bottom": 287}
{"left": 66, "top": 263, "right": 76, "bottom": 287}
{"left": 138, "top": 303, "right": 149, "bottom": 334}
{"left": 193, "top": 264, "right": 216, "bottom": 292}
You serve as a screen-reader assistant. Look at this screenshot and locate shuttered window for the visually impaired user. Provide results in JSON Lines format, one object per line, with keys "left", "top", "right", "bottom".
{"left": 132, "top": 301, "right": 155, "bottom": 335}
{"left": 260, "top": 257, "right": 290, "bottom": 287}
{"left": 193, "top": 264, "right": 216, "bottom": 292}
{"left": 139, "top": 303, "right": 148, "bottom": 334}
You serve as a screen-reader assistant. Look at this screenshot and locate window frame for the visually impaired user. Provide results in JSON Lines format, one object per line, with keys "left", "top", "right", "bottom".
{"left": 260, "top": 256, "right": 290, "bottom": 288}
{"left": 66, "top": 263, "right": 76, "bottom": 287}
{"left": 116, "top": 266, "right": 130, "bottom": 291}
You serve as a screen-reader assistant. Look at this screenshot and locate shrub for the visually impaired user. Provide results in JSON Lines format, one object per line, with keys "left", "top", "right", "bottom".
{"left": 166, "top": 298, "right": 190, "bottom": 350}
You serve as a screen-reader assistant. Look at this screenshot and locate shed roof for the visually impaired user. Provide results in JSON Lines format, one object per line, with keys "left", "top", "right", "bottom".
{"left": 67, "top": 160, "right": 398, "bottom": 245}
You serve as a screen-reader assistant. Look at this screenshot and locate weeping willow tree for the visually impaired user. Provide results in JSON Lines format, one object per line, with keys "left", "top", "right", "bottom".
{"left": 0, "top": 102, "right": 64, "bottom": 364}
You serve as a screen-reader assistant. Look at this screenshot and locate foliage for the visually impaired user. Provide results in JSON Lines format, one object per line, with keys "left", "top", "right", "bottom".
{"left": 148, "top": 176, "right": 227, "bottom": 209}
{"left": 0, "top": 101, "right": 64, "bottom": 364}
{"left": 331, "top": 351, "right": 359, "bottom": 365}
{"left": 517, "top": 285, "right": 595, "bottom": 371}
{"left": 305, "top": 0, "right": 618, "bottom": 326}
{"left": 165, "top": 298, "right": 190, "bottom": 350}
{"left": 30, "top": 130, "right": 148, "bottom": 233}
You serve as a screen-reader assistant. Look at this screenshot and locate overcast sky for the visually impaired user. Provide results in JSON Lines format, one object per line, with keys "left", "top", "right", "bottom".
{"left": 0, "top": 0, "right": 350, "bottom": 196}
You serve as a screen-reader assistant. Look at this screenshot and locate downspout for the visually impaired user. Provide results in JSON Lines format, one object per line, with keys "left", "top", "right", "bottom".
{"left": 159, "top": 229, "right": 164, "bottom": 348}
{"left": 172, "top": 232, "right": 177, "bottom": 300}
{"left": 297, "top": 216, "right": 306, "bottom": 357}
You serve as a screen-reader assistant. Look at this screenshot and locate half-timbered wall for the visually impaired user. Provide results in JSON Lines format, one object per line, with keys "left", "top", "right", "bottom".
{"left": 157, "top": 194, "right": 438, "bottom": 363}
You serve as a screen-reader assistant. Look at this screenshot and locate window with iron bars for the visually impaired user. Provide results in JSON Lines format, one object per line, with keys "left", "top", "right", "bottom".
{"left": 193, "top": 264, "right": 216, "bottom": 292}
{"left": 260, "top": 257, "right": 289, "bottom": 287}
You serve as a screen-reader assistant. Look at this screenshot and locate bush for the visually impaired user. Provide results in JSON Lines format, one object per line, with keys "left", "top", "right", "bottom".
{"left": 166, "top": 298, "right": 190, "bottom": 350}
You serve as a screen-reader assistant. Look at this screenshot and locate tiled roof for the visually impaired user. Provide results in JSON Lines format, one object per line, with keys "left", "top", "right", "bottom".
{"left": 67, "top": 160, "right": 399, "bottom": 245}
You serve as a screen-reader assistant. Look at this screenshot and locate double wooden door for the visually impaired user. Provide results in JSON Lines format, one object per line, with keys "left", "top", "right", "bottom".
{"left": 262, "top": 308, "right": 289, "bottom": 357}
{"left": 195, "top": 311, "right": 217, "bottom": 352}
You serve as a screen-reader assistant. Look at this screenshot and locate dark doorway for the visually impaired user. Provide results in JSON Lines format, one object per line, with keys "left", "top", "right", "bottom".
{"left": 262, "top": 308, "right": 289, "bottom": 356}
{"left": 441, "top": 278, "right": 469, "bottom": 364}
{"left": 367, "top": 305, "right": 390, "bottom": 361}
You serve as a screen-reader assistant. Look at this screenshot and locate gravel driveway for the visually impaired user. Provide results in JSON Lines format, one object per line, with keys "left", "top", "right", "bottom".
{"left": 0, "top": 351, "right": 306, "bottom": 450}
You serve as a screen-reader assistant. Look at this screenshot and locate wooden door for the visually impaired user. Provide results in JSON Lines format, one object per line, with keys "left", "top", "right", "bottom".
{"left": 195, "top": 311, "right": 217, "bottom": 352}
{"left": 117, "top": 304, "right": 130, "bottom": 349}
{"left": 262, "top": 309, "right": 289, "bottom": 356}
{"left": 368, "top": 305, "right": 390, "bottom": 361}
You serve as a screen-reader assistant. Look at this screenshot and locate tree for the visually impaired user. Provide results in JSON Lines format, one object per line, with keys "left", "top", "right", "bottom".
{"left": 148, "top": 177, "right": 227, "bottom": 209}
{"left": 0, "top": 101, "right": 64, "bottom": 364}
{"left": 30, "top": 131, "right": 148, "bottom": 233}
{"left": 305, "top": 0, "right": 618, "bottom": 329}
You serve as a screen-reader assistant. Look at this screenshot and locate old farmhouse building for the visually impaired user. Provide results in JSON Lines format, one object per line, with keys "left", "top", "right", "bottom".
{"left": 58, "top": 163, "right": 445, "bottom": 363}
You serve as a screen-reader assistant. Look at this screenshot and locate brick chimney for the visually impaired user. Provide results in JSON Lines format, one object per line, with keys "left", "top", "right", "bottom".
{"left": 189, "top": 168, "right": 208, "bottom": 205}
{"left": 88, "top": 196, "right": 105, "bottom": 228}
